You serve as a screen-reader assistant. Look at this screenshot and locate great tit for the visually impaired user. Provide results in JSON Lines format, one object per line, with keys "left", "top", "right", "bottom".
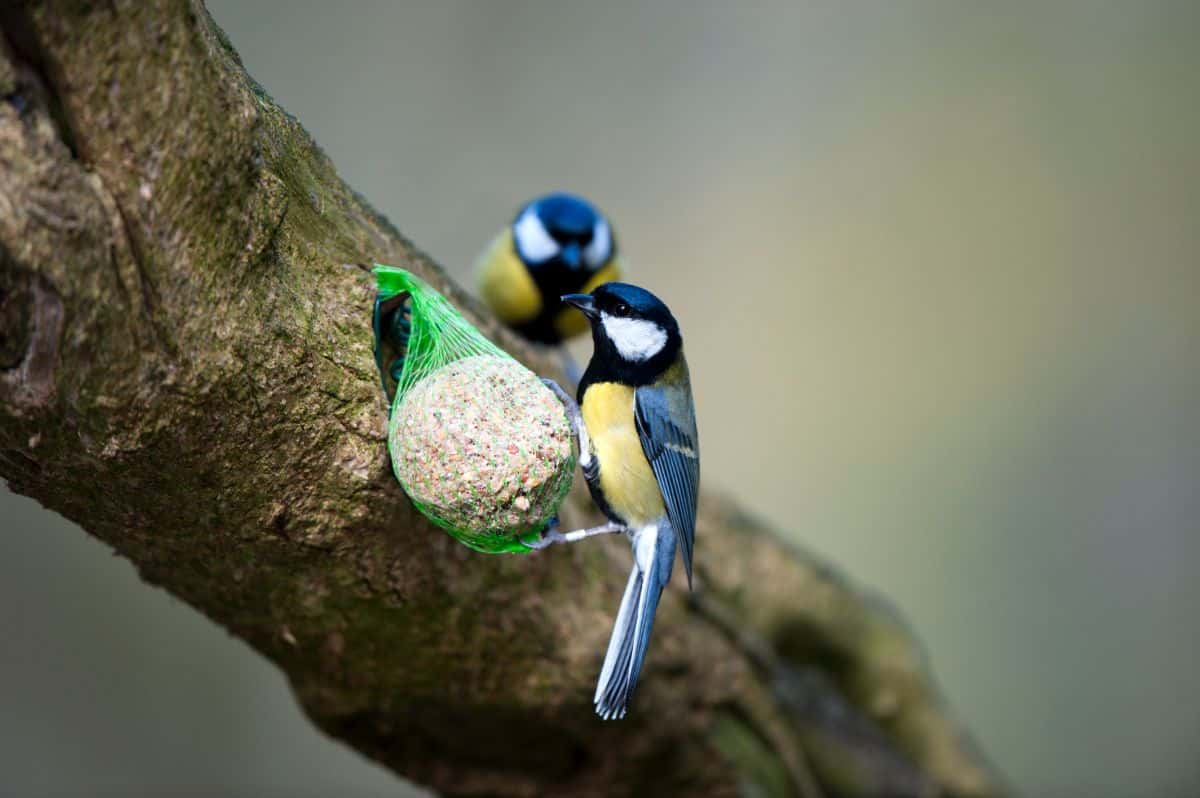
{"left": 372, "top": 290, "right": 411, "bottom": 404}
{"left": 535, "top": 282, "right": 699, "bottom": 719}
{"left": 474, "top": 193, "right": 623, "bottom": 346}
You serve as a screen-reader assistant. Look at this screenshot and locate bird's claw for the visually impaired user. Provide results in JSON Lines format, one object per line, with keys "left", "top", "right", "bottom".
{"left": 541, "top": 377, "right": 592, "bottom": 467}
{"left": 541, "top": 377, "right": 573, "bottom": 406}
{"left": 525, "top": 516, "right": 563, "bottom": 550}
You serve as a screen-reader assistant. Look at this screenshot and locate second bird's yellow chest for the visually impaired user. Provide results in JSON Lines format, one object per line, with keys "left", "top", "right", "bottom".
{"left": 580, "top": 382, "right": 665, "bottom": 526}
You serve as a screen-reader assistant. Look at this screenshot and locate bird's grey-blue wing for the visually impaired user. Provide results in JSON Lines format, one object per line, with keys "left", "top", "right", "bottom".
{"left": 635, "top": 382, "right": 700, "bottom": 586}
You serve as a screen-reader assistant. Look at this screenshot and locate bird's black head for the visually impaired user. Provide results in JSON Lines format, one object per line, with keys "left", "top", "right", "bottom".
{"left": 562, "top": 282, "right": 682, "bottom": 385}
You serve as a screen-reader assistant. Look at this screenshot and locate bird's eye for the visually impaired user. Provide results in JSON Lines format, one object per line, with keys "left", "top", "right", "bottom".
{"left": 612, "top": 302, "right": 631, "bottom": 317}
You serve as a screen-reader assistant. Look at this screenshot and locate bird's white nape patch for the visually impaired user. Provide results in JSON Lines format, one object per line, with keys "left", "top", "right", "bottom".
{"left": 601, "top": 313, "right": 667, "bottom": 362}
{"left": 584, "top": 218, "right": 611, "bottom": 267}
{"left": 513, "top": 208, "right": 558, "bottom": 262}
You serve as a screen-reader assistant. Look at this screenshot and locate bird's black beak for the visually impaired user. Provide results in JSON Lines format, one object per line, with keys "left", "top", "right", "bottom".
{"left": 561, "top": 293, "right": 597, "bottom": 318}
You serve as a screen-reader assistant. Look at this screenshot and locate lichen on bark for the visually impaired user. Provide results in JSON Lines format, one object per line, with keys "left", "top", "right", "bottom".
{"left": 0, "top": 3, "right": 1006, "bottom": 796}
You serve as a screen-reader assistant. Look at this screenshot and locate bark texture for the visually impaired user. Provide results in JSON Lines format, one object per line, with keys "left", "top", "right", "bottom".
{"left": 0, "top": 3, "right": 1007, "bottom": 796}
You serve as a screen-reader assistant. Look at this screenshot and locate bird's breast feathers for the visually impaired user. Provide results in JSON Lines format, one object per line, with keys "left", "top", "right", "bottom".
{"left": 473, "top": 229, "right": 542, "bottom": 325}
{"left": 580, "top": 381, "right": 666, "bottom": 525}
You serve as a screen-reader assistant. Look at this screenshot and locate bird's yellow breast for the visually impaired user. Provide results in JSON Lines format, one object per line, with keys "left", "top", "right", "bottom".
{"left": 474, "top": 229, "right": 542, "bottom": 325}
{"left": 581, "top": 381, "right": 664, "bottom": 525}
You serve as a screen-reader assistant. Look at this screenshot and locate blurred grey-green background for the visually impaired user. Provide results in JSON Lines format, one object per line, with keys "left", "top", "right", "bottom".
{"left": 3, "top": 2, "right": 1198, "bottom": 796}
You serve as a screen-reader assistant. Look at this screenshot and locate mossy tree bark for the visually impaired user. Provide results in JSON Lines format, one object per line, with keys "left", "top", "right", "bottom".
{"left": 0, "top": 3, "right": 1006, "bottom": 796}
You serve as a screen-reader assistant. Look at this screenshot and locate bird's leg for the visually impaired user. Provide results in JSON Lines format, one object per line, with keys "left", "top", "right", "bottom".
{"left": 557, "top": 520, "right": 626, "bottom": 543}
{"left": 525, "top": 516, "right": 625, "bottom": 550}
{"left": 541, "top": 377, "right": 593, "bottom": 471}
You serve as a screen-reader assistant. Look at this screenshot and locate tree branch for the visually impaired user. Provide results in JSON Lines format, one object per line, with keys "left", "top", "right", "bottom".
{"left": 0, "top": 2, "right": 1005, "bottom": 796}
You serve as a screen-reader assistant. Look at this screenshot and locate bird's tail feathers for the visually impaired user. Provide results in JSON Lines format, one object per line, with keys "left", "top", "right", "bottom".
{"left": 594, "top": 524, "right": 673, "bottom": 720}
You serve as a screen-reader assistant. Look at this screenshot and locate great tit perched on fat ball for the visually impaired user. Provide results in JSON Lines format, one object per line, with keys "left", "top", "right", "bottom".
{"left": 534, "top": 282, "right": 699, "bottom": 719}
{"left": 475, "top": 193, "right": 623, "bottom": 346}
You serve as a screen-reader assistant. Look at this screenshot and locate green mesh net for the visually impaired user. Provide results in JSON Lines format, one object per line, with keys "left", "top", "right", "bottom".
{"left": 373, "top": 266, "right": 575, "bottom": 553}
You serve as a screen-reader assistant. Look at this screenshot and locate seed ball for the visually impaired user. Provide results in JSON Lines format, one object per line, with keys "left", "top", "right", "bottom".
{"left": 389, "top": 355, "right": 574, "bottom": 541}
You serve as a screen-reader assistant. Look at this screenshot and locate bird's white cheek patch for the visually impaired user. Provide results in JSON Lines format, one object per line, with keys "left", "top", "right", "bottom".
{"left": 513, "top": 208, "right": 558, "bottom": 262}
{"left": 584, "top": 219, "right": 611, "bottom": 267}
{"left": 601, "top": 314, "right": 667, "bottom": 362}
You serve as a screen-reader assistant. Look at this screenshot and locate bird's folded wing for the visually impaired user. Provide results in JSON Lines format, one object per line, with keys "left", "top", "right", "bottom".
{"left": 634, "top": 384, "right": 699, "bottom": 585}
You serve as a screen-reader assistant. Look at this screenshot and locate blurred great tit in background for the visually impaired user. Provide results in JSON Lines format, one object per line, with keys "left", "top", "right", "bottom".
{"left": 475, "top": 193, "right": 623, "bottom": 347}
{"left": 534, "top": 282, "right": 699, "bottom": 720}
